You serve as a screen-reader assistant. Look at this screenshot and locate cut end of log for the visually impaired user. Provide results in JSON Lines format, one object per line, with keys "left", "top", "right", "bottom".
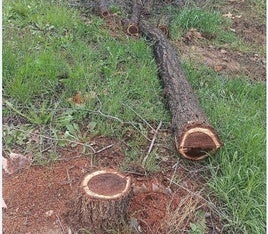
{"left": 81, "top": 169, "right": 131, "bottom": 200}
{"left": 177, "top": 126, "right": 222, "bottom": 160}
{"left": 127, "top": 24, "right": 139, "bottom": 36}
{"left": 158, "top": 25, "right": 169, "bottom": 36}
{"left": 101, "top": 10, "right": 110, "bottom": 18}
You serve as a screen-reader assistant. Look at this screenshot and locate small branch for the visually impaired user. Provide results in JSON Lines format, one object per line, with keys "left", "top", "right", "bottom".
{"left": 122, "top": 103, "right": 155, "bottom": 131}
{"left": 66, "top": 168, "right": 72, "bottom": 188}
{"left": 142, "top": 121, "right": 162, "bottom": 167}
{"left": 56, "top": 214, "right": 65, "bottom": 233}
{"left": 95, "top": 144, "right": 114, "bottom": 154}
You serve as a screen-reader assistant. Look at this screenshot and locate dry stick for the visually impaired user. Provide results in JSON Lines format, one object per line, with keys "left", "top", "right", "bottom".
{"left": 165, "top": 177, "right": 231, "bottom": 222}
{"left": 125, "top": 0, "right": 142, "bottom": 36}
{"left": 122, "top": 103, "right": 155, "bottom": 131}
{"left": 94, "top": 97, "right": 151, "bottom": 141}
{"left": 142, "top": 121, "right": 162, "bottom": 167}
{"left": 66, "top": 168, "right": 72, "bottom": 188}
{"left": 140, "top": 20, "right": 222, "bottom": 160}
{"left": 95, "top": 144, "right": 114, "bottom": 154}
{"left": 56, "top": 214, "right": 65, "bottom": 233}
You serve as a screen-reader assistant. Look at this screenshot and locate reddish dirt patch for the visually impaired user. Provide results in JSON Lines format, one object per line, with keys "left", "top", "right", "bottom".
{"left": 3, "top": 158, "right": 90, "bottom": 234}
{"left": 3, "top": 136, "right": 221, "bottom": 233}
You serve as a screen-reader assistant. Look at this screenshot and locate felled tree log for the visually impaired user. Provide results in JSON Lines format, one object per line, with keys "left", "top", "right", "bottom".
{"left": 66, "top": 169, "right": 132, "bottom": 232}
{"left": 124, "top": 0, "right": 142, "bottom": 36}
{"left": 140, "top": 20, "right": 222, "bottom": 160}
{"left": 98, "top": 0, "right": 110, "bottom": 18}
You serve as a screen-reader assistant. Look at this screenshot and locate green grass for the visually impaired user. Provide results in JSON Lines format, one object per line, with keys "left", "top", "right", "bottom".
{"left": 170, "top": 6, "right": 235, "bottom": 42}
{"left": 168, "top": 5, "right": 259, "bottom": 54}
{"left": 3, "top": 0, "right": 266, "bottom": 233}
{"left": 183, "top": 63, "right": 266, "bottom": 233}
{"left": 3, "top": 0, "right": 170, "bottom": 164}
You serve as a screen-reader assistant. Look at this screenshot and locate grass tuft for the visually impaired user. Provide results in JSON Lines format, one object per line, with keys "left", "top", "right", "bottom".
{"left": 170, "top": 6, "right": 234, "bottom": 42}
{"left": 183, "top": 63, "right": 266, "bottom": 233}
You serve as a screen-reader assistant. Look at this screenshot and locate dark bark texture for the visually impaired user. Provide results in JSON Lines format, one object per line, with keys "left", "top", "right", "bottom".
{"left": 66, "top": 169, "right": 132, "bottom": 233}
{"left": 140, "top": 20, "right": 222, "bottom": 160}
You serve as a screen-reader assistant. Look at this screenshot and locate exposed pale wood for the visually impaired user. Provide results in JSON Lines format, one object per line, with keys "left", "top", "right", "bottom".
{"left": 66, "top": 169, "right": 132, "bottom": 232}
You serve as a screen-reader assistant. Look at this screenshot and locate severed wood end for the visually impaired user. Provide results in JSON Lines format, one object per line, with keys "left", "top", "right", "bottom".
{"left": 176, "top": 126, "right": 222, "bottom": 160}
{"left": 81, "top": 169, "right": 132, "bottom": 199}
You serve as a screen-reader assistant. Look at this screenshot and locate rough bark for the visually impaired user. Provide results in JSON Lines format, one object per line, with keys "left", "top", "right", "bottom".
{"left": 125, "top": 0, "right": 142, "bottom": 36}
{"left": 66, "top": 169, "right": 132, "bottom": 233}
{"left": 140, "top": 20, "right": 222, "bottom": 160}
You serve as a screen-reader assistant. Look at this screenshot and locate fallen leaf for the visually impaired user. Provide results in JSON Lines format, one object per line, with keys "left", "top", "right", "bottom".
{"left": 214, "top": 65, "right": 225, "bottom": 72}
{"left": 68, "top": 91, "right": 96, "bottom": 106}
{"left": 2, "top": 198, "right": 7, "bottom": 209}
{"left": 184, "top": 28, "right": 203, "bottom": 42}
{"left": 223, "top": 12, "right": 234, "bottom": 18}
{"left": 133, "top": 183, "right": 148, "bottom": 194}
{"left": 223, "top": 12, "right": 242, "bottom": 19}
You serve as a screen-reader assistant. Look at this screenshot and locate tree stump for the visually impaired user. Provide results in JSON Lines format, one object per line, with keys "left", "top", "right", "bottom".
{"left": 66, "top": 169, "right": 132, "bottom": 233}
{"left": 140, "top": 20, "right": 222, "bottom": 160}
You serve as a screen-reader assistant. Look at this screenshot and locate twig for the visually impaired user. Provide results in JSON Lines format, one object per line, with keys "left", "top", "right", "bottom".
{"left": 165, "top": 177, "right": 232, "bottom": 222}
{"left": 122, "top": 103, "right": 155, "bottom": 131}
{"left": 13, "top": 128, "right": 116, "bottom": 155}
{"left": 93, "top": 97, "right": 151, "bottom": 141}
{"left": 142, "top": 121, "right": 162, "bottom": 167}
{"left": 66, "top": 168, "right": 72, "bottom": 188}
{"left": 95, "top": 144, "right": 114, "bottom": 154}
{"left": 56, "top": 214, "right": 65, "bottom": 233}
{"left": 168, "top": 161, "right": 179, "bottom": 188}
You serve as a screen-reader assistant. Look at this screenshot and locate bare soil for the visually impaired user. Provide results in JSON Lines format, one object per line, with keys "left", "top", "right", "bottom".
{"left": 3, "top": 0, "right": 265, "bottom": 233}
{"left": 177, "top": 1, "right": 266, "bottom": 81}
{"left": 3, "top": 135, "right": 221, "bottom": 234}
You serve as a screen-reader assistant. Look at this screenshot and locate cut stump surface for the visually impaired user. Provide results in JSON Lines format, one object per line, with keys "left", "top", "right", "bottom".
{"left": 66, "top": 169, "right": 132, "bottom": 233}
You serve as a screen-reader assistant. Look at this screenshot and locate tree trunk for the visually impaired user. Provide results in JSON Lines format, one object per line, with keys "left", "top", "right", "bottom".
{"left": 140, "top": 20, "right": 222, "bottom": 160}
{"left": 66, "top": 169, "right": 132, "bottom": 233}
{"left": 125, "top": 0, "right": 142, "bottom": 36}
